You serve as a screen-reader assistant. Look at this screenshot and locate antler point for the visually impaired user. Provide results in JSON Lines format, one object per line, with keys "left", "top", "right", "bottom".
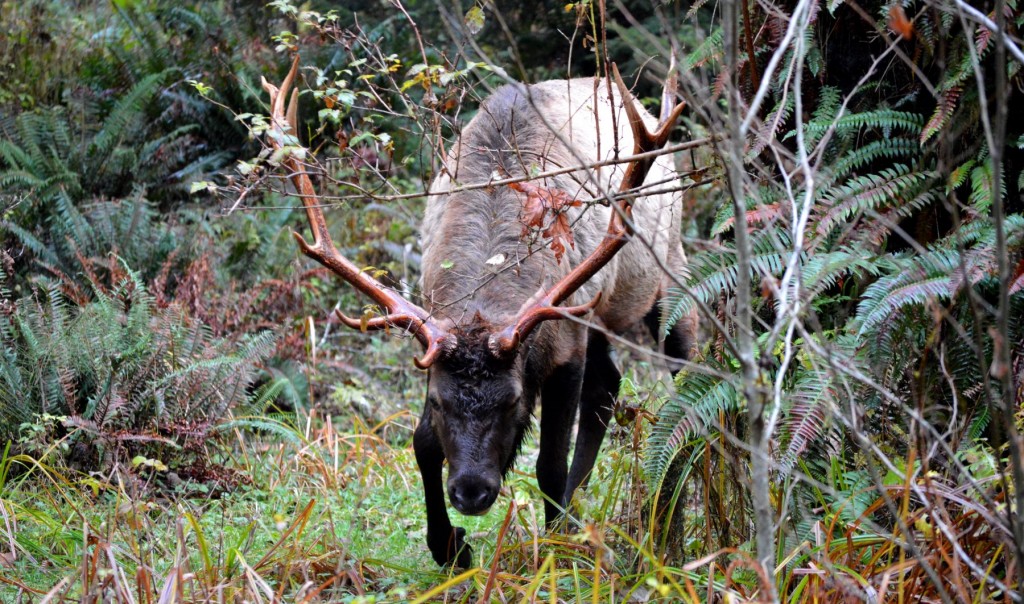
{"left": 291, "top": 230, "right": 315, "bottom": 252}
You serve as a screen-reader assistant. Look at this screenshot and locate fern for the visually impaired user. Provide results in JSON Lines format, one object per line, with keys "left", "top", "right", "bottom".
{"left": 0, "top": 269, "right": 276, "bottom": 468}
{"left": 683, "top": 27, "right": 724, "bottom": 70}
{"left": 921, "top": 87, "right": 962, "bottom": 144}
{"left": 646, "top": 362, "right": 740, "bottom": 490}
{"left": 821, "top": 138, "right": 920, "bottom": 190}
{"left": 800, "top": 246, "right": 882, "bottom": 299}
{"left": 814, "top": 165, "right": 934, "bottom": 239}
{"left": 778, "top": 368, "right": 835, "bottom": 473}
{"left": 802, "top": 109, "right": 923, "bottom": 139}
{"left": 89, "top": 71, "right": 168, "bottom": 162}
{"left": 663, "top": 230, "right": 791, "bottom": 329}
{"left": 213, "top": 416, "right": 304, "bottom": 447}
{"left": 748, "top": 97, "right": 794, "bottom": 159}
{"left": 853, "top": 246, "right": 985, "bottom": 335}
{"left": 710, "top": 185, "right": 785, "bottom": 236}
{"left": 966, "top": 161, "right": 1008, "bottom": 213}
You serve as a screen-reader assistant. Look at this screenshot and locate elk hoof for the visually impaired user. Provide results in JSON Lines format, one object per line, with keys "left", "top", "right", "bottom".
{"left": 428, "top": 526, "right": 473, "bottom": 568}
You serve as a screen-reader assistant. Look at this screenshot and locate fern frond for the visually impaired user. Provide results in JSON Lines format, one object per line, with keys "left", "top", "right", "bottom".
{"left": 663, "top": 230, "right": 791, "bottom": 328}
{"left": 815, "top": 165, "right": 933, "bottom": 239}
{"left": 213, "top": 417, "right": 304, "bottom": 446}
{"left": 965, "top": 405, "right": 991, "bottom": 443}
{"left": 949, "top": 158, "right": 976, "bottom": 192}
{"left": 821, "top": 138, "right": 919, "bottom": 190}
{"left": 1, "top": 222, "right": 60, "bottom": 266}
{"left": 646, "top": 363, "right": 740, "bottom": 490}
{"left": 779, "top": 368, "right": 835, "bottom": 473}
{"left": 800, "top": 246, "right": 881, "bottom": 299}
{"left": 803, "top": 109, "right": 923, "bottom": 138}
{"left": 748, "top": 97, "right": 794, "bottom": 159}
{"left": 852, "top": 247, "right": 985, "bottom": 335}
{"left": 0, "top": 138, "right": 34, "bottom": 171}
{"left": 90, "top": 71, "right": 168, "bottom": 162}
{"left": 921, "top": 87, "right": 962, "bottom": 144}
{"left": 684, "top": 28, "right": 724, "bottom": 70}
{"left": 711, "top": 198, "right": 786, "bottom": 236}
{"left": 968, "top": 161, "right": 1007, "bottom": 213}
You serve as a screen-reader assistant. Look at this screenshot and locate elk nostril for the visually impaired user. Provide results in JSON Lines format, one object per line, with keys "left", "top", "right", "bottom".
{"left": 449, "top": 476, "right": 498, "bottom": 515}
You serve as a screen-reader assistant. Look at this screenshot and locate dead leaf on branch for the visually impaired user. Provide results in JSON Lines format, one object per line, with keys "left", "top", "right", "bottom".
{"left": 510, "top": 180, "right": 582, "bottom": 263}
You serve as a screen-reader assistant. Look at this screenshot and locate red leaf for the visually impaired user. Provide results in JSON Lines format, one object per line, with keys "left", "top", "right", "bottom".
{"left": 888, "top": 4, "right": 914, "bottom": 40}
{"left": 510, "top": 181, "right": 582, "bottom": 264}
{"left": 1010, "top": 258, "right": 1024, "bottom": 295}
{"left": 542, "top": 213, "right": 575, "bottom": 263}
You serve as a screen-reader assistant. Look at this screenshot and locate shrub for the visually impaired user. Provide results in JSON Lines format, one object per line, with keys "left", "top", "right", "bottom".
{"left": 0, "top": 267, "right": 275, "bottom": 470}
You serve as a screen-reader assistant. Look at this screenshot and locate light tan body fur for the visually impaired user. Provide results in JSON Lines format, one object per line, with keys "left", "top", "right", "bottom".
{"left": 421, "top": 78, "right": 689, "bottom": 365}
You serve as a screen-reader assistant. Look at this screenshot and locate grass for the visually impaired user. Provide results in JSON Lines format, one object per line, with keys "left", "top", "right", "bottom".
{"left": 0, "top": 357, "right": 715, "bottom": 603}
{"left": 2, "top": 343, "right": 1015, "bottom": 602}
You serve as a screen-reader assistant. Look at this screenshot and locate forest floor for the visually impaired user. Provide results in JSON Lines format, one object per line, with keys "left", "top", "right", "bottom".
{"left": 2, "top": 349, "right": 682, "bottom": 602}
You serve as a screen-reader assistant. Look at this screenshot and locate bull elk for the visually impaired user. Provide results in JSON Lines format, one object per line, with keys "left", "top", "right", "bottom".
{"left": 262, "top": 57, "right": 696, "bottom": 567}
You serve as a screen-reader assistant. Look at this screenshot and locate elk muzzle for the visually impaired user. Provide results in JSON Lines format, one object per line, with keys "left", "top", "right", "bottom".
{"left": 447, "top": 469, "right": 500, "bottom": 516}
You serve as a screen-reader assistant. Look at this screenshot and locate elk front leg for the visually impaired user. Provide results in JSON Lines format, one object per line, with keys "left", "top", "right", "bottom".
{"left": 565, "top": 332, "right": 620, "bottom": 499}
{"left": 414, "top": 409, "right": 472, "bottom": 567}
{"left": 538, "top": 361, "right": 584, "bottom": 525}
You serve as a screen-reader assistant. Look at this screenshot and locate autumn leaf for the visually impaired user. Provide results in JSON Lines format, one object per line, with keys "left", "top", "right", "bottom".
{"left": 1011, "top": 258, "right": 1024, "bottom": 295}
{"left": 542, "top": 213, "right": 575, "bottom": 264}
{"left": 465, "top": 5, "right": 485, "bottom": 35}
{"left": 510, "top": 180, "right": 582, "bottom": 263}
{"left": 888, "top": 4, "right": 914, "bottom": 40}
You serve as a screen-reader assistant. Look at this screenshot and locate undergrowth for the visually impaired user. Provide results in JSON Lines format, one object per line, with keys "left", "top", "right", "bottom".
{"left": 0, "top": 369, "right": 699, "bottom": 603}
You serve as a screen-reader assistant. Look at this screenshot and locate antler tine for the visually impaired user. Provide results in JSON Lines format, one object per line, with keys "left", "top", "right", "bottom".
{"left": 488, "top": 293, "right": 602, "bottom": 357}
{"left": 660, "top": 52, "right": 681, "bottom": 124}
{"left": 488, "top": 63, "right": 684, "bottom": 359}
{"left": 263, "top": 56, "right": 455, "bottom": 368}
{"left": 334, "top": 308, "right": 454, "bottom": 369}
{"left": 614, "top": 63, "right": 686, "bottom": 193}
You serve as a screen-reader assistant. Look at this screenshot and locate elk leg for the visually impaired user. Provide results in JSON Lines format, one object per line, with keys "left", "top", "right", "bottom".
{"left": 644, "top": 300, "right": 696, "bottom": 375}
{"left": 538, "top": 361, "right": 584, "bottom": 525}
{"left": 646, "top": 250, "right": 698, "bottom": 373}
{"left": 564, "top": 332, "right": 620, "bottom": 501}
{"left": 414, "top": 409, "right": 472, "bottom": 568}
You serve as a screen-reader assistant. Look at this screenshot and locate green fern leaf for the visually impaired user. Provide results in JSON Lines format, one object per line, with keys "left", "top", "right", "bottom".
{"left": 684, "top": 28, "right": 723, "bottom": 70}
{"left": 815, "top": 165, "right": 932, "bottom": 238}
{"left": 646, "top": 362, "right": 740, "bottom": 490}
{"left": 90, "top": 71, "right": 168, "bottom": 162}
{"left": 921, "top": 87, "right": 961, "bottom": 145}
{"left": 779, "top": 369, "right": 835, "bottom": 472}
{"left": 822, "top": 138, "right": 919, "bottom": 190}
{"left": 852, "top": 247, "right": 983, "bottom": 335}
{"left": 663, "top": 231, "right": 791, "bottom": 329}
{"left": 808, "top": 109, "right": 923, "bottom": 138}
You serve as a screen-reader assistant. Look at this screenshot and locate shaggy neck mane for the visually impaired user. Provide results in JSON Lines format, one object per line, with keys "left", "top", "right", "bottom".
{"left": 424, "top": 83, "right": 575, "bottom": 328}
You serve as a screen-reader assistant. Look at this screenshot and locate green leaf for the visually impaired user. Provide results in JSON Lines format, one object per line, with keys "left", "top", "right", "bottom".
{"left": 465, "top": 5, "right": 485, "bottom": 35}
{"left": 646, "top": 362, "right": 740, "bottom": 490}
{"left": 190, "top": 181, "right": 214, "bottom": 194}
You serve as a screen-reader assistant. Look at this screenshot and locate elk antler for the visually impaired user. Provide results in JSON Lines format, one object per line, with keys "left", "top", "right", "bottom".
{"left": 261, "top": 56, "right": 455, "bottom": 369}
{"left": 488, "top": 64, "right": 685, "bottom": 358}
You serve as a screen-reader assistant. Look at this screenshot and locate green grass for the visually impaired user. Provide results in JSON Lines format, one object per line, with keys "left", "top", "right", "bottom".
{"left": 0, "top": 366, "right": 704, "bottom": 603}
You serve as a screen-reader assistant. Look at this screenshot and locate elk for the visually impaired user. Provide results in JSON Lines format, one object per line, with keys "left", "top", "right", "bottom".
{"left": 262, "top": 57, "right": 696, "bottom": 567}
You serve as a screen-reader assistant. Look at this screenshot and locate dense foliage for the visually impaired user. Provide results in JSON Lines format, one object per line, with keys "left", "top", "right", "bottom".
{"left": 1, "top": 0, "right": 1021, "bottom": 601}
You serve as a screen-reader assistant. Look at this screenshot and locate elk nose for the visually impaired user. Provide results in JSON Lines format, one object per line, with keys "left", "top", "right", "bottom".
{"left": 448, "top": 474, "right": 499, "bottom": 516}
